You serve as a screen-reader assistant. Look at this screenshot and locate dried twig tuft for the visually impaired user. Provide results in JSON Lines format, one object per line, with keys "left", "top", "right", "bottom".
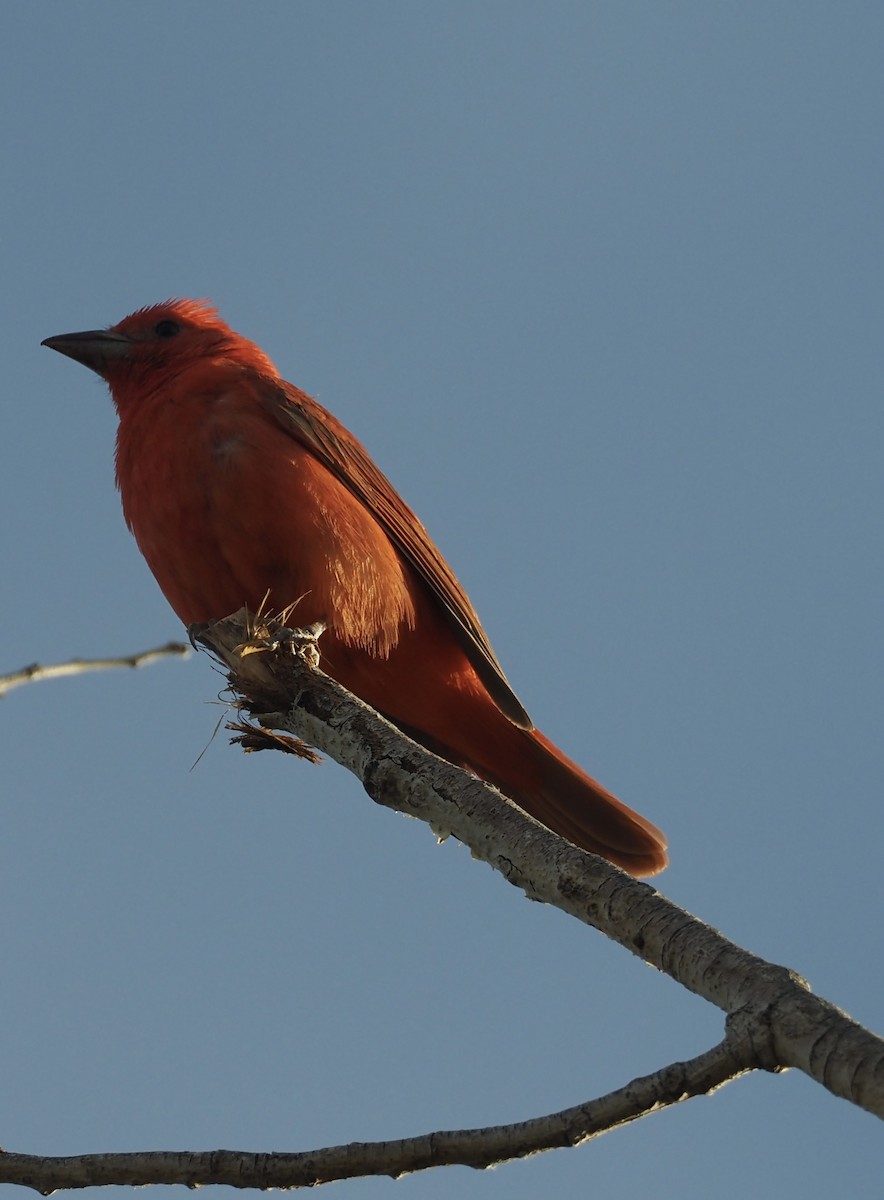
{"left": 227, "top": 718, "right": 322, "bottom": 762}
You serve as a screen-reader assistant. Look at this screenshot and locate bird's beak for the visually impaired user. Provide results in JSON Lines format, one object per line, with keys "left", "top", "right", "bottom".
{"left": 41, "top": 329, "right": 133, "bottom": 376}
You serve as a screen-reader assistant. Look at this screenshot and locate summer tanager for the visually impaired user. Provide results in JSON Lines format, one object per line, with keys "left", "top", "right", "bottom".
{"left": 43, "top": 300, "right": 668, "bottom": 875}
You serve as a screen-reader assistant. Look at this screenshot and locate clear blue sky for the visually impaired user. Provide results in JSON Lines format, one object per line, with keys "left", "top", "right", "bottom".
{"left": 3, "top": 4, "right": 882, "bottom": 1196}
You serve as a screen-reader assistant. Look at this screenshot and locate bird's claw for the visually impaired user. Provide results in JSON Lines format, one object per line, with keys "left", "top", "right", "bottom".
{"left": 187, "top": 622, "right": 211, "bottom": 651}
{"left": 268, "top": 620, "right": 327, "bottom": 668}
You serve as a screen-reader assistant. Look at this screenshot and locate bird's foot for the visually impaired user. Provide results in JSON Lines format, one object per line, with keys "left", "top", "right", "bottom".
{"left": 268, "top": 620, "right": 327, "bottom": 669}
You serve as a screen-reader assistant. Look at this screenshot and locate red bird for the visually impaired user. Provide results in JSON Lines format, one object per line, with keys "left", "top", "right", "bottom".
{"left": 43, "top": 300, "right": 667, "bottom": 875}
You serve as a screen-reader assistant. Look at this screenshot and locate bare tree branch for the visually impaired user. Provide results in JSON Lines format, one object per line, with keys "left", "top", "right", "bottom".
{"left": 0, "top": 1036, "right": 753, "bottom": 1191}
{"left": 0, "top": 641, "right": 190, "bottom": 697}
{"left": 3, "top": 610, "right": 879, "bottom": 1192}
{"left": 191, "top": 612, "right": 884, "bottom": 1118}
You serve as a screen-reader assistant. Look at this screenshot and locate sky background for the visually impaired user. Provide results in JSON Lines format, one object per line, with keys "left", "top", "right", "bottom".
{"left": 2, "top": 3, "right": 882, "bottom": 1197}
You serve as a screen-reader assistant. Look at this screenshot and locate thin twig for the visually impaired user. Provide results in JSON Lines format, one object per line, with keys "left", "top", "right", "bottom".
{"left": 0, "top": 642, "right": 190, "bottom": 698}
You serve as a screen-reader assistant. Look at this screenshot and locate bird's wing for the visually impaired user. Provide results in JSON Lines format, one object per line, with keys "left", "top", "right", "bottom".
{"left": 264, "top": 381, "right": 532, "bottom": 729}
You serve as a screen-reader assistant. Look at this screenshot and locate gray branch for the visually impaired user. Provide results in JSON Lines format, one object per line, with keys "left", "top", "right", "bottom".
{"left": 0, "top": 1037, "right": 753, "bottom": 1191}
{"left": 193, "top": 613, "right": 884, "bottom": 1112}
{"left": 2, "top": 609, "right": 880, "bottom": 1192}
{"left": 0, "top": 641, "right": 190, "bottom": 697}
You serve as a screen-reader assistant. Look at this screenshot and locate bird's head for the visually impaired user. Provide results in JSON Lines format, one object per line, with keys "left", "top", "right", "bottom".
{"left": 42, "top": 299, "right": 279, "bottom": 404}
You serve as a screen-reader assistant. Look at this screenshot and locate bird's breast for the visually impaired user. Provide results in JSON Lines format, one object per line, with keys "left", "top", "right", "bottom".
{"left": 114, "top": 387, "right": 416, "bottom": 652}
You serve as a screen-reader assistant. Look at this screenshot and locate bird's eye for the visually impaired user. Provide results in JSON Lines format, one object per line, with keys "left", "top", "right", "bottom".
{"left": 154, "top": 320, "right": 181, "bottom": 338}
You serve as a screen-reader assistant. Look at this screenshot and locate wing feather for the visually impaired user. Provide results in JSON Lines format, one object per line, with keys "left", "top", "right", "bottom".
{"left": 263, "top": 382, "right": 532, "bottom": 729}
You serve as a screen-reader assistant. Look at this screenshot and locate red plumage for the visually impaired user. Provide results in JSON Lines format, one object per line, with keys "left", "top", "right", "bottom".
{"left": 44, "top": 300, "right": 668, "bottom": 875}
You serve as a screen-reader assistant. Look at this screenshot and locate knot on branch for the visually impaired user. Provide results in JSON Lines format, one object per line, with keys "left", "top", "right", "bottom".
{"left": 725, "top": 966, "right": 812, "bottom": 1074}
{"left": 725, "top": 1004, "right": 787, "bottom": 1074}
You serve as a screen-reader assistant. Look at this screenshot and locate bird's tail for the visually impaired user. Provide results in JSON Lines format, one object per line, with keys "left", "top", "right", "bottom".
{"left": 403, "top": 708, "right": 669, "bottom": 876}
{"left": 504, "top": 728, "right": 668, "bottom": 876}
